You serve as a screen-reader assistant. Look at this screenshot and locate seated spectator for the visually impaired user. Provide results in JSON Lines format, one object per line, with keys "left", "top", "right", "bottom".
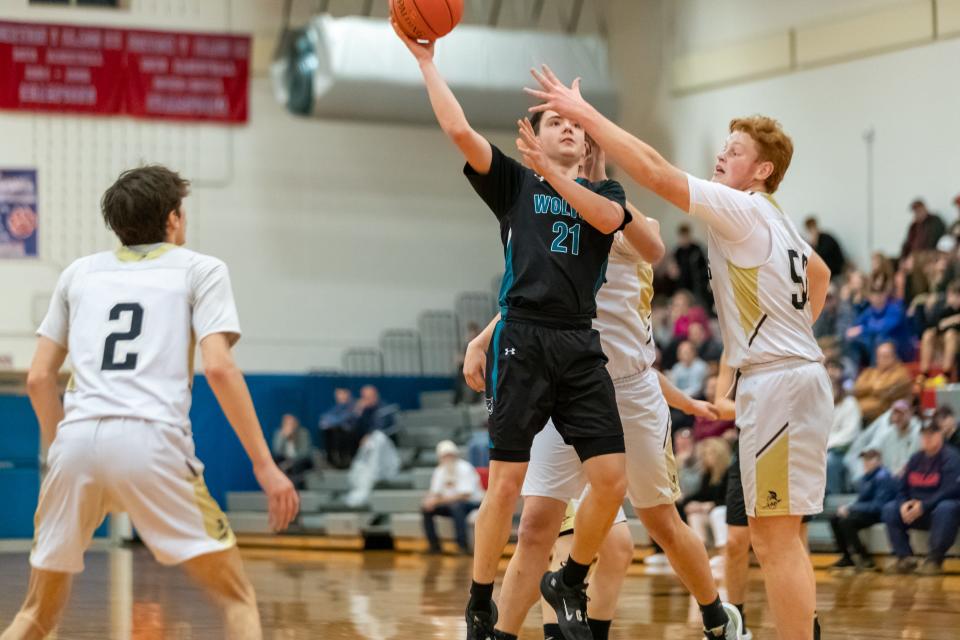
{"left": 680, "top": 437, "right": 731, "bottom": 550}
{"left": 845, "top": 287, "right": 913, "bottom": 366}
{"left": 466, "top": 420, "right": 491, "bottom": 469}
{"left": 692, "top": 375, "right": 735, "bottom": 442}
{"left": 901, "top": 198, "right": 946, "bottom": 259}
{"left": 662, "top": 290, "right": 711, "bottom": 369}
{"left": 669, "top": 341, "right": 708, "bottom": 429}
{"left": 271, "top": 414, "right": 314, "bottom": 490}
{"left": 421, "top": 440, "right": 484, "bottom": 554}
{"left": 829, "top": 448, "right": 897, "bottom": 571}
{"left": 882, "top": 419, "right": 960, "bottom": 575}
{"left": 852, "top": 342, "right": 912, "bottom": 424}
{"left": 813, "top": 284, "right": 840, "bottom": 339}
{"left": 343, "top": 429, "right": 400, "bottom": 508}
{"left": 804, "top": 215, "right": 847, "bottom": 280}
{"left": 919, "top": 279, "right": 960, "bottom": 379}
{"left": 670, "top": 341, "right": 708, "bottom": 397}
{"left": 688, "top": 321, "right": 722, "bottom": 363}
{"left": 933, "top": 406, "right": 960, "bottom": 453}
{"left": 354, "top": 384, "right": 393, "bottom": 439}
{"left": 826, "top": 360, "right": 864, "bottom": 494}
{"left": 320, "top": 388, "right": 357, "bottom": 469}
{"left": 870, "top": 399, "right": 921, "bottom": 478}
{"left": 674, "top": 428, "right": 702, "bottom": 499}
{"left": 870, "top": 253, "right": 896, "bottom": 293}
{"left": 843, "top": 399, "right": 921, "bottom": 487}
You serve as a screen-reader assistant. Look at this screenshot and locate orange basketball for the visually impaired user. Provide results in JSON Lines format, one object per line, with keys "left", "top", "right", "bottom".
{"left": 390, "top": 0, "right": 464, "bottom": 41}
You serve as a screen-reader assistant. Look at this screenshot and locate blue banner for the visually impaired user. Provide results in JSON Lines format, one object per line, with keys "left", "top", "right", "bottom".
{"left": 0, "top": 169, "right": 38, "bottom": 258}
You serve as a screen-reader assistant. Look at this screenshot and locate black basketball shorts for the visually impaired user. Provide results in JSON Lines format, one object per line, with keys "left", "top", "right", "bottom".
{"left": 484, "top": 319, "right": 625, "bottom": 463}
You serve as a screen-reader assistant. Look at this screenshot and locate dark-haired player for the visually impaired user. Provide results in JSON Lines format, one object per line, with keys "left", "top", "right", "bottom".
{"left": 395, "top": 23, "right": 631, "bottom": 640}
{"left": 1, "top": 165, "right": 299, "bottom": 640}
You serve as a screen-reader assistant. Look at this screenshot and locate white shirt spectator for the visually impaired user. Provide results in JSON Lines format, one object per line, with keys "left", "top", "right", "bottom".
{"left": 827, "top": 395, "right": 863, "bottom": 451}
{"left": 430, "top": 458, "right": 485, "bottom": 503}
{"left": 669, "top": 359, "right": 709, "bottom": 397}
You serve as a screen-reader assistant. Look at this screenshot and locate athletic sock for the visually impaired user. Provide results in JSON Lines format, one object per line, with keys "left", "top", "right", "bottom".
{"left": 493, "top": 631, "right": 517, "bottom": 640}
{"left": 543, "top": 623, "right": 565, "bottom": 640}
{"left": 588, "top": 618, "right": 612, "bottom": 640}
{"left": 734, "top": 603, "right": 746, "bottom": 632}
{"left": 813, "top": 611, "right": 821, "bottom": 640}
{"left": 561, "top": 556, "right": 591, "bottom": 586}
{"left": 699, "top": 596, "right": 728, "bottom": 634}
{"left": 468, "top": 581, "right": 494, "bottom": 613}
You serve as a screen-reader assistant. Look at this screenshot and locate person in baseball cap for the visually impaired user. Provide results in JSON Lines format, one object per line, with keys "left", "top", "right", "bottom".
{"left": 421, "top": 440, "right": 485, "bottom": 554}
{"left": 829, "top": 447, "right": 896, "bottom": 572}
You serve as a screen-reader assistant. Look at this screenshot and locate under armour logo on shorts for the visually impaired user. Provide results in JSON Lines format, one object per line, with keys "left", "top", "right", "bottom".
{"left": 504, "top": 347, "right": 516, "bottom": 356}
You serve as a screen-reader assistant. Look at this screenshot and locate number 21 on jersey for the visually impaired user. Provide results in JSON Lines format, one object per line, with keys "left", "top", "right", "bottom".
{"left": 551, "top": 221, "right": 580, "bottom": 255}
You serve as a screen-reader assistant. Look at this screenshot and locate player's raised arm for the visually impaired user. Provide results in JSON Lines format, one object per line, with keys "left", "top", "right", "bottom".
{"left": 524, "top": 66, "right": 689, "bottom": 212}
{"left": 26, "top": 337, "right": 68, "bottom": 452}
{"left": 392, "top": 20, "right": 492, "bottom": 174}
{"left": 516, "top": 118, "right": 625, "bottom": 234}
{"left": 200, "top": 333, "right": 300, "bottom": 532}
{"left": 583, "top": 145, "right": 664, "bottom": 262}
{"left": 807, "top": 251, "right": 831, "bottom": 323}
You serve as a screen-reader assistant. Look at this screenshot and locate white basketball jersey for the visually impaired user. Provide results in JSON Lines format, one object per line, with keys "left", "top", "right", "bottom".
{"left": 687, "top": 175, "right": 822, "bottom": 370}
{"left": 37, "top": 244, "right": 241, "bottom": 431}
{"left": 593, "top": 232, "right": 656, "bottom": 380}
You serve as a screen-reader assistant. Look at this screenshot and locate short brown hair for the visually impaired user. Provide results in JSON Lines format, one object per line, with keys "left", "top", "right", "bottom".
{"left": 729, "top": 115, "right": 793, "bottom": 193}
{"left": 101, "top": 165, "right": 190, "bottom": 246}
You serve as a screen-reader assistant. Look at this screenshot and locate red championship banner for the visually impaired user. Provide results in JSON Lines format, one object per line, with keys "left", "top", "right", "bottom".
{"left": 0, "top": 20, "right": 250, "bottom": 124}
{"left": 124, "top": 29, "right": 250, "bottom": 123}
{"left": 0, "top": 21, "right": 125, "bottom": 114}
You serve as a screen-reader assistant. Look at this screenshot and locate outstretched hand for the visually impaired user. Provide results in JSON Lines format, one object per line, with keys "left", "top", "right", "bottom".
{"left": 516, "top": 118, "right": 550, "bottom": 177}
{"left": 391, "top": 18, "right": 434, "bottom": 63}
{"left": 524, "top": 65, "right": 591, "bottom": 121}
{"left": 687, "top": 399, "right": 720, "bottom": 420}
{"left": 582, "top": 140, "right": 607, "bottom": 182}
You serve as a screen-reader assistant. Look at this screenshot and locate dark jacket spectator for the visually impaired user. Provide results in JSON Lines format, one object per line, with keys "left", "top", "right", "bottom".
{"left": 901, "top": 199, "right": 946, "bottom": 258}
{"left": 846, "top": 288, "right": 913, "bottom": 364}
{"left": 829, "top": 448, "right": 897, "bottom": 570}
{"left": 321, "top": 388, "right": 357, "bottom": 469}
{"left": 882, "top": 422, "right": 960, "bottom": 573}
{"left": 271, "top": 414, "right": 314, "bottom": 489}
{"left": 673, "top": 224, "right": 712, "bottom": 308}
{"left": 805, "top": 216, "right": 846, "bottom": 279}
{"left": 354, "top": 384, "right": 393, "bottom": 438}
{"left": 688, "top": 321, "right": 722, "bottom": 363}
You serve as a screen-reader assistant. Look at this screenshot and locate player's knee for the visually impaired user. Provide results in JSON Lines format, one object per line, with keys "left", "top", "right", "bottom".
{"left": 589, "top": 470, "right": 626, "bottom": 504}
{"left": 639, "top": 506, "right": 681, "bottom": 549}
{"left": 517, "top": 512, "right": 560, "bottom": 553}
{"left": 726, "top": 527, "right": 751, "bottom": 558}
{"left": 605, "top": 526, "right": 635, "bottom": 570}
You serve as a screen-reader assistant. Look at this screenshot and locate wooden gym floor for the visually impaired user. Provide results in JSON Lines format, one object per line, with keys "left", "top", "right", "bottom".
{"left": 1, "top": 546, "right": 959, "bottom": 639}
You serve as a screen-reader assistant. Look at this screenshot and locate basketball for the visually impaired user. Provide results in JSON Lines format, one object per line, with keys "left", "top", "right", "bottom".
{"left": 390, "top": 0, "right": 463, "bottom": 41}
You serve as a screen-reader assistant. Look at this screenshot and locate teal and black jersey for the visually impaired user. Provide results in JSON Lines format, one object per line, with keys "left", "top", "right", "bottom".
{"left": 465, "top": 145, "right": 630, "bottom": 328}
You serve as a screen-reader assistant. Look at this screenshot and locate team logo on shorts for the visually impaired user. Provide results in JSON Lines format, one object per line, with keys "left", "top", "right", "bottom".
{"left": 762, "top": 490, "right": 782, "bottom": 511}
{"left": 485, "top": 396, "right": 494, "bottom": 415}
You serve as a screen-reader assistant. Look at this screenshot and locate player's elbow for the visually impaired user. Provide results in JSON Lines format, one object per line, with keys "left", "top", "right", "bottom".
{"left": 595, "top": 204, "right": 625, "bottom": 235}
{"left": 447, "top": 125, "right": 474, "bottom": 147}
{"left": 26, "top": 369, "right": 56, "bottom": 395}
{"left": 204, "top": 362, "right": 238, "bottom": 386}
{"left": 645, "top": 237, "right": 667, "bottom": 265}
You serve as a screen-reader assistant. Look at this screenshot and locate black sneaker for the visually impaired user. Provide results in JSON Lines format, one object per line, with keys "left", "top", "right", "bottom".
{"left": 830, "top": 555, "right": 855, "bottom": 570}
{"left": 465, "top": 600, "right": 497, "bottom": 640}
{"left": 540, "top": 570, "right": 591, "bottom": 640}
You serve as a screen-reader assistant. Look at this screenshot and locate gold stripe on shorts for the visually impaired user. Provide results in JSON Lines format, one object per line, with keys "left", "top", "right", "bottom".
{"left": 190, "top": 476, "right": 236, "bottom": 545}
{"left": 755, "top": 422, "right": 790, "bottom": 516}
